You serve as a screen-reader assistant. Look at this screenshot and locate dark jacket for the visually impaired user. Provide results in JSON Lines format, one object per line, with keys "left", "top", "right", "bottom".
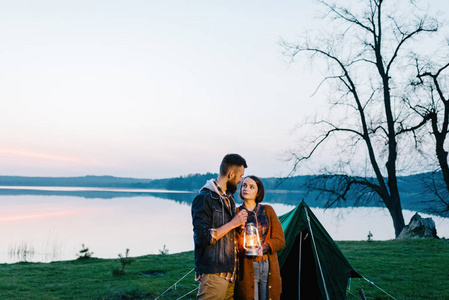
{"left": 235, "top": 205, "right": 285, "bottom": 300}
{"left": 191, "top": 179, "right": 237, "bottom": 274}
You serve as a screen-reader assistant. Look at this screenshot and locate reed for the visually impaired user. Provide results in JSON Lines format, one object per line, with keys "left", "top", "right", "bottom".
{"left": 8, "top": 242, "right": 35, "bottom": 263}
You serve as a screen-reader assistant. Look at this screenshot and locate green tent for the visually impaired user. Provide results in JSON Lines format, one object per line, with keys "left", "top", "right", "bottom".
{"left": 278, "top": 200, "right": 361, "bottom": 300}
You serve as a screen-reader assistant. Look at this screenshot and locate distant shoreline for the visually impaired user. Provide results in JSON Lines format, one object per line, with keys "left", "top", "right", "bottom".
{"left": 0, "top": 173, "right": 444, "bottom": 216}
{"left": 0, "top": 185, "right": 193, "bottom": 193}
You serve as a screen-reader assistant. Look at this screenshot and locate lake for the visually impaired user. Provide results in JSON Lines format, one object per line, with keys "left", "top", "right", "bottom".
{"left": 0, "top": 186, "right": 448, "bottom": 264}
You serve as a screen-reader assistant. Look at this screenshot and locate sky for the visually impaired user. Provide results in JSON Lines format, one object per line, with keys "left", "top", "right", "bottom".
{"left": 0, "top": 0, "right": 448, "bottom": 179}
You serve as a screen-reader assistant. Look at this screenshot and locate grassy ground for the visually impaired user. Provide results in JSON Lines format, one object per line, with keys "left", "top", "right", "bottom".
{"left": 339, "top": 239, "right": 449, "bottom": 300}
{"left": 0, "top": 239, "right": 448, "bottom": 299}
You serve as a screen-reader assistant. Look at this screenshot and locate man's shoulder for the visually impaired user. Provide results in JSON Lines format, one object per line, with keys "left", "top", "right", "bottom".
{"left": 193, "top": 188, "right": 219, "bottom": 202}
{"left": 198, "top": 187, "right": 218, "bottom": 197}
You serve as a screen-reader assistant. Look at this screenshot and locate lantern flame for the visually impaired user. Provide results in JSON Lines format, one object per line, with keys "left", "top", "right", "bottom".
{"left": 243, "top": 222, "right": 261, "bottom": 256}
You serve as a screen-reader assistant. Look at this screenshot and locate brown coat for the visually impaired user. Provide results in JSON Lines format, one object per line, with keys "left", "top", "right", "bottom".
{"left": 235, "top": 205, "right": 285, "bottom": 300}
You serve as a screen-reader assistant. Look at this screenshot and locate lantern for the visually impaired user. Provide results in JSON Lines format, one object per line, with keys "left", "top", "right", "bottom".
{"left": 243, "top": 222, "right": 262, "bottom": 256}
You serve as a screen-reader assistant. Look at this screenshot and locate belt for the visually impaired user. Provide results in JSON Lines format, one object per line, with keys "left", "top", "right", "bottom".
{"left": 253, "top": 254, "right": 268, "bottom": 262}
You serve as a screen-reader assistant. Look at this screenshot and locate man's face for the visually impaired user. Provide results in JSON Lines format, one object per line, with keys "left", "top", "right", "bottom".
{"left": 226, "top": 165, "right": 245, "bottom": 194}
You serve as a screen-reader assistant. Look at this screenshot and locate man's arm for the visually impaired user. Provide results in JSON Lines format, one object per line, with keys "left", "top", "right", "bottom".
{"left": 213, "top": 209, "right": 247, "bottom": 241}
{"left": 192, "top": 193, "right": 215, "bottom": 247}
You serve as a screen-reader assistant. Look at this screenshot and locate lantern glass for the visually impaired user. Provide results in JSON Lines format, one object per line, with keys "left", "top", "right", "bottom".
{"left": 243, "top": 222, "right": 261, "bottom": 256}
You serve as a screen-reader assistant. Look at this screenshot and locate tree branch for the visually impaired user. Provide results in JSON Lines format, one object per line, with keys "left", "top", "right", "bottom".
{"left": 387, "top": 21, "right": 439, "bottom": 75}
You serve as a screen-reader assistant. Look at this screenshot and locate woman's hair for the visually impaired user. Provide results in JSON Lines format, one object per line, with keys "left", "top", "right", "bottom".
{"left": 240, "top": 175, "right": 265, "bottom": 204}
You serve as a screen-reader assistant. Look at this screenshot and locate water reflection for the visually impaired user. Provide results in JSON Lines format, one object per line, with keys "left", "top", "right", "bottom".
{"left": 0, "top": 194, "right": 196, "bottom": 264}
{"left": 0, "top": 188, "right": 447, "bottom": 264}
{"left": 0, "top": 186, "right": 195, "bottom": 202}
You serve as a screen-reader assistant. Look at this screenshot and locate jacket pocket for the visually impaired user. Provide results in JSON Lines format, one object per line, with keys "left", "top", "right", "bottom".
{"left": 212, "top": 204, "right": 223, "bottom": 228}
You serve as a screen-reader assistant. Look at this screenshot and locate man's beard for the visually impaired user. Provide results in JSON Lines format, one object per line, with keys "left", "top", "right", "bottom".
{"left": 226, "top": 180, "right": 238, "bottom": 194}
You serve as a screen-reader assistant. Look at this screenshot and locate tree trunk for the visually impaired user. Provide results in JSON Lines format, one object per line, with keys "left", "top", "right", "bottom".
{"left": 381, "top": 64, "right": 405, "bottom": 237}
{"left": 435, "top": 137, "right": 449, "bottom": 190}
{"left": 386, "top": 193, "right": 405, "bottom": 237}
{"left": 431, "top": 108, "right": 449, "bottom": 192}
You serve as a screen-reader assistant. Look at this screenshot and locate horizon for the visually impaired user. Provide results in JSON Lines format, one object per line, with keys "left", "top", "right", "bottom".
{"left": 0, "top": 170, "right": 438, "bottom": 181}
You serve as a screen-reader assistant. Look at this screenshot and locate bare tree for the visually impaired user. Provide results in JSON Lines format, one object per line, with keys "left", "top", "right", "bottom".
{"left": 421, "top": 170, "right": 449, "bottom": 217}
{"left": 282, "top": 0, "right": 439, "bottom": 237}
{"left": 408, "top": 60, "right": 449, "bottom": 216}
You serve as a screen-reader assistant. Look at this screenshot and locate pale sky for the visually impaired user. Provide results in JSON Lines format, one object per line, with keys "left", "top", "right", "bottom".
{"left": 0, "top": 1, "right": 447, "bottom": 179}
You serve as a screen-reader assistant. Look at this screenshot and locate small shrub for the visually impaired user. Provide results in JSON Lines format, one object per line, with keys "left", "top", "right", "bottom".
{"left": 112, "top": 248, "right": 135, "bottom": 276}
{"left": 77, "top": 244, "right": 94, "bottom": 260}
{"left": 367, "top": 231, "right": 373, "bottom": 242}
{"left": 159, "top": 245, "right": 169, "bottom": 255}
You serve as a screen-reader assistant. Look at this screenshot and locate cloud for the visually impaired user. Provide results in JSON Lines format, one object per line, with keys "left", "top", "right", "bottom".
{"left": 0, "top": 147, "right": 88, "bottom": 164}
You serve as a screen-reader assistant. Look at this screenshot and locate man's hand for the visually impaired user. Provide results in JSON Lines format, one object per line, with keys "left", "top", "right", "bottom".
{"left": 213, "top": 209, "right": 248, "bottom": 242}
{"left": 232, "top": 209, "right": 248, "bottom": 228}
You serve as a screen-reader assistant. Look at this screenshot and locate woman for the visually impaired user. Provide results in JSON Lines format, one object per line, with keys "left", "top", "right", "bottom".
{"left": 235, "top": 176, "right": 285, "bottom": 300}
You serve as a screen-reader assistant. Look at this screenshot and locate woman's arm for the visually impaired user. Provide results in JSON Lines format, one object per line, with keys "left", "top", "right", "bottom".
{"left": 264, "top": 205, "right": 285, "bottom": 253}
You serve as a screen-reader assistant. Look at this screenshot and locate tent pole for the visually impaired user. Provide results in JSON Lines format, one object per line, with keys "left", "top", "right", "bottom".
{"left": 298, "top": 231, "right": 302, "bottom": 300}
{"left": 305, "top": 207, "right": 330, "bottom": 300}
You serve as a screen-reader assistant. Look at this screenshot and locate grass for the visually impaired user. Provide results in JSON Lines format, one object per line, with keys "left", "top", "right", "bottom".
{"left": 0, "top": 239, "right": 448, "bottom": 299}
{"left": 339, "top": 239, "right": 449, "bottom": 299}
{"left": 0, "top": 251, "right": 196, "bottom": 300}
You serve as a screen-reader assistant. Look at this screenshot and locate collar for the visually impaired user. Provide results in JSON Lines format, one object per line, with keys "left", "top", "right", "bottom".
{"left": 213, "top": 179, "right": 230, "bottom": 198}
{"left": 243, "top": 203, "right": 260, "bottom": 214}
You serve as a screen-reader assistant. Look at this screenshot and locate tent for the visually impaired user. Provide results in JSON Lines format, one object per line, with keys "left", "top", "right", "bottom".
{"left": 278, "top": 200, "right": 361, "bottom": 300}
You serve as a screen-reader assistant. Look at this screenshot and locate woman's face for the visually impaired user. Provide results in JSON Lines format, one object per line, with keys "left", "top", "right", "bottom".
{"left": 241, "top": 177, "right": 258, "bottom": 201}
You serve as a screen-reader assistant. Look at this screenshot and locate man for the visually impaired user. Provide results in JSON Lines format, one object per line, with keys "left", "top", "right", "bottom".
{"left": 191, "top": 154, "right": 249, "bottom": 300}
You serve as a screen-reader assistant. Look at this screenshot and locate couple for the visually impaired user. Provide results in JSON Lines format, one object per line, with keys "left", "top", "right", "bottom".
{"left": 191, "top": 154, "right": 285, "bottom": 300}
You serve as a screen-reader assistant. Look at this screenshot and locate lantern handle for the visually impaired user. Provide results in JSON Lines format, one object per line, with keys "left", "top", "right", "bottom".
{"left": 242, "top": 206, "right": 260, "bottom": 228}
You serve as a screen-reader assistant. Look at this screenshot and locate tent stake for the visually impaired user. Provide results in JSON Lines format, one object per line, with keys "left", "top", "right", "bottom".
{"left": 359, "top": 289, "right": 367, "bottom": 300}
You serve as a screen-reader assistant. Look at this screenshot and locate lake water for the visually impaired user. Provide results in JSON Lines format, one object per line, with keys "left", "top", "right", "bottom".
{"left": 0, "top": 186, "right": 448, "bottom": 264}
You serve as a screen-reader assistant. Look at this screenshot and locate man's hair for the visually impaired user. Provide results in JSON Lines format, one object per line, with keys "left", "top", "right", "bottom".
{"left": 219, "top": 154, "right": 247, "bottom": 176}
{"left": 240, "top": 175, "right": 265, "bottom": 203}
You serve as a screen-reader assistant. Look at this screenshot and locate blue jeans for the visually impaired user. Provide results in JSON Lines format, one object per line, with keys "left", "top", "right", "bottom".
{"left": 253, "top": 260, "right": 269, "bottom": 300}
